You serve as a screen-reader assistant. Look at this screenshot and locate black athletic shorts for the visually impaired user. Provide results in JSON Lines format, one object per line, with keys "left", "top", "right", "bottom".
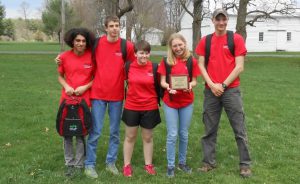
{"left": 122, "top": 108, "right": 161, "bottom": 129}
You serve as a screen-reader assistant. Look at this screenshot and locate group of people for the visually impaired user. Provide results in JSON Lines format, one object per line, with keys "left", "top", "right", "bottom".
{"left": 56, "top": 8, "right": 252, "bottom": 179}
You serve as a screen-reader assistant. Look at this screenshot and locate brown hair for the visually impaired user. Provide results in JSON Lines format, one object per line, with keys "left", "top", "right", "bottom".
{"left": 104, "top": 15, "right": 120, "bottom": 27}
{"left": 134, "top": 40, "right": 151, "bottom": 53}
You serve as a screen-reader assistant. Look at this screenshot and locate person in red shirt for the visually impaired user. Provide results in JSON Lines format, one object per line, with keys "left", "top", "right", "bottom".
{"left": 195, "top": 8, "right": 252, "bottom": 178}
{"left": 57, "top": 28, "right": 95, "bottom": 177}
{"left": 158, "top": 33, "right": 201, "bottom": 178}
{"left": 121, "top": 40, "right": 161, "bottom": 177}
{"left": 84, "top": 15, "right": 136, "bottom": 179}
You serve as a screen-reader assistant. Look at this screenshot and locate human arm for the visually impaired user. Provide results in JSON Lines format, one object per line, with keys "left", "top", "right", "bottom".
{"left": 58, "top": 74, "right": 74, "bottom": 96}
{"left": 74, "top": 80, "right": 93, "bottom": 96}
{"left": 198, "top": 56, "right": 224, "bottom": 97}
{"left": 160, "top": 75, "right": 177, "bottom": 94}
{"left": 222, "top": 56, "right": 244, "bottom": 87}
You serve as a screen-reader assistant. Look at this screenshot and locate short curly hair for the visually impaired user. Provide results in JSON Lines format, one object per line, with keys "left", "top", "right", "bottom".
{"left": 64, "top": 28, "right": 95, "bottom": 49}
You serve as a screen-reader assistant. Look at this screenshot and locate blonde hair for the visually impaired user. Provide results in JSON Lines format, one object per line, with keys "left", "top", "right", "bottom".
{"left": 166, "top": 33, "right": 191, "bottom": 66}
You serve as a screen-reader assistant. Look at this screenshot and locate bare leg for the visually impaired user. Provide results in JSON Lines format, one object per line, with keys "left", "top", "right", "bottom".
{"left": 123, "top": 125, "right": 138, "bottom": 166}
{"left": 141, "top": 128, "right": 154, "bottom": 165}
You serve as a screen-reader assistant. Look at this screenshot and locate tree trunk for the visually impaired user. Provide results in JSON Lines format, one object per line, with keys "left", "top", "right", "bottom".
{"left": 235, "top": 0, "right": 249, "bottom": 41}
{"left": 126, "top": 13, "right": 133, "bottom": 40}
{"left": 192, "top": 0, "right": 203, "bottom": 55}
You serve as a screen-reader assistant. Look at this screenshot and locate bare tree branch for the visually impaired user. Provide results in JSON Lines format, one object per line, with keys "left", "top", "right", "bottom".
{"left": 179, "top": 0, "right": 194, "bottom": 17}
{"left": 117, "top": 0, "right": 133, "bottom": 18}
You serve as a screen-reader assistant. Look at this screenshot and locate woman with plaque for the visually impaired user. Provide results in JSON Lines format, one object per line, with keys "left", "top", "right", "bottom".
{"left": 122, "top": 40, "right": 161, "bottom": 177}
{"left": 157, "top": 33, "right": 201, "bottom": 178}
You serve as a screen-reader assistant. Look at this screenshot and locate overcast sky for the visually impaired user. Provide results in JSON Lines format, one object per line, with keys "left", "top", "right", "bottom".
{"left": 1, "top": 0, "right": 300, "bottom": 19}
{"left": 1, "top": 0, "right": 44, "bottom": 19}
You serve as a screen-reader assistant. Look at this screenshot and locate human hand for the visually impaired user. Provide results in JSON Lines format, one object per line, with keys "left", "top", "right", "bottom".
{"left": 183, "top": 83, "right": 193, "bottom": 92}
{"left": 210, "top": 83, "right": 224, "bottom": 97}
{"left": 74, "top": 86, "right": 87, "bottom": 96}
{"left": 65, "top": 85, "right": 75, "bottom": 96}
{"left": 167, "top": 87, "right": 177, "bottom": 94}
{"left": 54, "top": 55, "right": 61, "bottom": 65}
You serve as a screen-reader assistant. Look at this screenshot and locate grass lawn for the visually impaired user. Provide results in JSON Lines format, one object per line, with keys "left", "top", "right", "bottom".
{"left": 0, "top": 42, "right": 62, "bottom": 52}
{"left": 0, "top": 53, "right": 299, "bottom": 184}
{"left": 0, "top": 42, "right": 167, "bottom": 53}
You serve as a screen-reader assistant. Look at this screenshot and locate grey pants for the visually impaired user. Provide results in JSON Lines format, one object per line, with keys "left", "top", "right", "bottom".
{"left": 201, "top": 87, "right": 251, "bottom": 167}
{"left": 63, "top": 136, "right": 85, "bottom": 168}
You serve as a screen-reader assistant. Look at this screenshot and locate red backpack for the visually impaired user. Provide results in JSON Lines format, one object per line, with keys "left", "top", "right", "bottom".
{"left": 56, "top": 97, "right": 92, "bottom": 136}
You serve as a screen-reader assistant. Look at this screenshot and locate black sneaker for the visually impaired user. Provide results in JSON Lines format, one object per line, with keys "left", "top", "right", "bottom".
{"left": 167, "top": 167, "right": 175, "bottom": 178}
{"left": 178, "top": 164, "right": 192, "bottom": 174}
{"left": 65, "top": 166, "right": 75, "bottom": 177}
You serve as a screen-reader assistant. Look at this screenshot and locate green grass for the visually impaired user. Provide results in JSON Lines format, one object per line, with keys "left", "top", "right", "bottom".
{"left": 0, "top": 41, "right": 166, "bottom": 52}
{"left": 0, "top": 53, "right": 300, "bottom": 184}
{"left": 0, "top": 42, "right": 62, "bottom": 52}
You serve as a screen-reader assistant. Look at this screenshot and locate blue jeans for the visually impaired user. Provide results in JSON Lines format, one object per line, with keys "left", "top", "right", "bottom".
{"left": 85, "top": 100, "right": 123, "bottom": 168}
{"left": 163, "top": 103, "right": 193, "bottom": 168}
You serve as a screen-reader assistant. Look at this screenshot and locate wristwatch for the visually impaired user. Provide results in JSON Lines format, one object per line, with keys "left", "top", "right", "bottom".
{"left": 222, "top": 83, "right": 227, "bottom": 89}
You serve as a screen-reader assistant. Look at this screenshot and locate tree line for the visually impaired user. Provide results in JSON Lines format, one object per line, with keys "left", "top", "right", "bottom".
{"left": 0, "top": 0, "right": 297, "bottom": 52}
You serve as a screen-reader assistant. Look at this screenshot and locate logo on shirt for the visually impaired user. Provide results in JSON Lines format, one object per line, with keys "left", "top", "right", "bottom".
{"left": 147, "top": 72, "right": 153, "bottom": 77}
{"left": 115, "top": 50, "right": 122, "bottom": 57}
{"left": 83, "top": 63, "right": 92, "bottom": 69}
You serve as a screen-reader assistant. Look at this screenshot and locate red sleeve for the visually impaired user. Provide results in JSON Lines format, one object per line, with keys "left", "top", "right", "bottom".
{"left": 234, "top": 33, "right": 247, "bottom": 56}
{"left": 126, "top": 41, "right": 136, "bottom": 62}
{"left": 192, "top": 57, "right": 201, "bottom": 77}
{"left": 195, "top": 36, "right": 206, "bottom": 56}
{"left": 157, "top": 58, "right": 166, "bottom": 75}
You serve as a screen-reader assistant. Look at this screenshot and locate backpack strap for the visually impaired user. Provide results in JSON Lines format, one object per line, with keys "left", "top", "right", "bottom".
{"left": 124, "top": 61, "right": 132, "bottom": 99}
{"left": 205, "top": 31, "right": 235, "bottom": 68}
{"left": 80, "top": 99, "right": 92, "bottom": 134}
{"left": 152, "top": 62, "right": 161, "bottom": 106}
{"left": 92, "top": 37, "right": 100, "bottom": 65}
{"left": 56, "top": 99, "right": 66, "bottom": 136}
{"left": 205, "top": 34, "right": 213, "bottom": 68}
{"left": 186, "top": 56, "right": 193, "bottom": 82}
{"left": 121, "top": 38, "right": 127, "bottom": 62}
{"left": 227, "top": 30, "right": 235, "bottom": 56}
{"left": 92, "top": 37, "right": 127, "bottom": 64}
{"left": 163, "top": 57, "right": 171, "bottom": 84}
{"left": 163, "top": 57, "right": 173, "bottom": 101}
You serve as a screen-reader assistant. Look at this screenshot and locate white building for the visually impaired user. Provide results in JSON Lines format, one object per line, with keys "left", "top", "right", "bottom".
{"left": 120, "top": 27, "right": 164, "bottom": 45}
{"left": 179, "top": 2, "right": 300, "bottom": 52}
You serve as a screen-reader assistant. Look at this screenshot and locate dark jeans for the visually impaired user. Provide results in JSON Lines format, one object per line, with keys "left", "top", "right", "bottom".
{"left": 201, "top": 87, "right": 251, "bottom": 167}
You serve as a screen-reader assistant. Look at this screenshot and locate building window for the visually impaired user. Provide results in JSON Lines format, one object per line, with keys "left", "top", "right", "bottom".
{"left": 287, "top": 32, "right": 291, "bottom": 41}
{"left": 259, "top": 32, "right": 264, "bottom": 41}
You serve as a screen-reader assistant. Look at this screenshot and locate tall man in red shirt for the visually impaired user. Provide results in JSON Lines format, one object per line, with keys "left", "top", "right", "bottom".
{"left": 196, "top": 9, "right": 252, "bottom": 177}
{"left": 84, "top": 16, "right": 135, "bottom": 179}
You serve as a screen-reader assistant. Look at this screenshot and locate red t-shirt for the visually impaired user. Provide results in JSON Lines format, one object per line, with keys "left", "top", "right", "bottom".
{"left": 195, "top": 32, "right": 247, "bottom": 88}
{"left": 124, "top": 60, "right": 158, "bottom": 111}
{"left": 57, "top": 49, "right": 94, "bottom": 106}
{"left": 157, "top": 57, "right": 201, "bottom": 108}
{"left": 90, "top": 36, "right": 135, "bottom": 101}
